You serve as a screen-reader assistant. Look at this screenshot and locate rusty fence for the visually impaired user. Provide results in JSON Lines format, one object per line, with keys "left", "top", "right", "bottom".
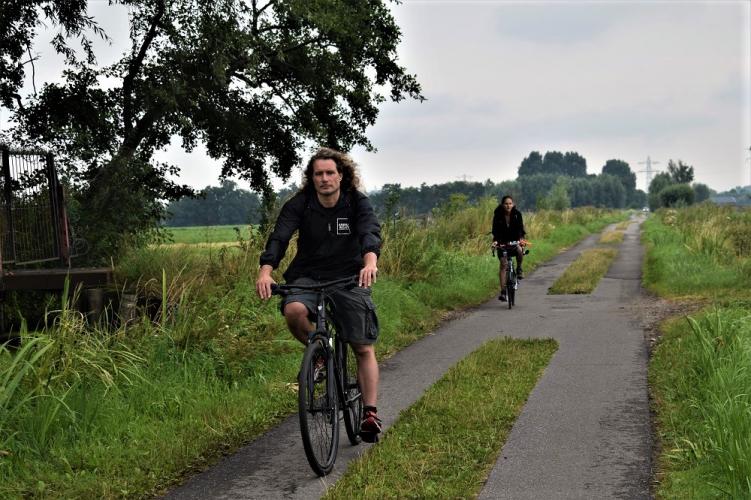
{"left": 0, "top": 146, "right": 70, "bottom": 267}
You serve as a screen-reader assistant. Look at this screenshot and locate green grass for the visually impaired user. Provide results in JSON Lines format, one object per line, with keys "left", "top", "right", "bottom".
{"left": 548, "top": 247, "right": 618, "bottom": 294}
{"left": 642, "top": 214, "right": 751, "bottom": 300}
{"left": 0, "top": 205, "right": 625, "bottom": 498}
{"left": 163, "top": 225, "right": 256, "bottom": 244}
{"left": 325, "top": 338, "right": 558, "bottom": 499}
{"left": 650, "top": 308, "right": 751, "bottom": 499}
{"left": 599, "top": 230, "right": 624, "bottom": 244}
{"left": 644, "top": 205, "right": 751, "bottom": 497}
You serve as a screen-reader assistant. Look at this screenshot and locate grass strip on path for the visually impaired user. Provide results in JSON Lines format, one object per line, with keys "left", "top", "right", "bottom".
{"left": 548, "top": 247, "right": 618, "bottom": 294}
{"left": 324, "top": 338, "right": 558, "bottom": 499}
{"left": 599, "top": 230, "right": 624, "bottom": 245}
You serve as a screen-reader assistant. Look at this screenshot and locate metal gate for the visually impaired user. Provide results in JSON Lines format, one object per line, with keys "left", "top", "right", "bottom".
{"left": 0, "top": 146, "right": 70, "bottom": 267}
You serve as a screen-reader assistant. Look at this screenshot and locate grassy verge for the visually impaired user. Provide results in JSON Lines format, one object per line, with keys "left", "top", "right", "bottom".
{"left": 644, "top": 205, "right": 751, "bottom": 497}
{"left": 650, "top": 309, "right": 751, "bottom": 498}
{"left": 548, "top": 247, "right": 618, "bottom": 294}
{"left": 0, "top": 203, "right": 624, "bottom": 498}
{"left": 325, "top": 338, "right": 557, "bottom": 499}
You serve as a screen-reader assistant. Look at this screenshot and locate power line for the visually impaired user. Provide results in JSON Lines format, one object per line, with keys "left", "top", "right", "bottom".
{"left": 638, "top": 156, "right": 661, "bottom": 191}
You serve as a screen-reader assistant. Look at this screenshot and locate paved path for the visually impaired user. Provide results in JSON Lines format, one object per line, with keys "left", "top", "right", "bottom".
{"left": 479, "top": 219, "right": 651, "bottom": 499}
{"left": 163, "top": 219, "right": 651, "bottom": 499}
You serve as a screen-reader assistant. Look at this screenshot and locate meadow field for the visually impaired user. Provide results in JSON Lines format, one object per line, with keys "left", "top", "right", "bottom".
{"left": 163, "top": 224, "right": 256, "bottom": 245}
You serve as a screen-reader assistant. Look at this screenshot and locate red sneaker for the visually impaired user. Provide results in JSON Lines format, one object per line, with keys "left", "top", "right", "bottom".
{"left": 359, "top": 409, "right": 382, "bottom": 443}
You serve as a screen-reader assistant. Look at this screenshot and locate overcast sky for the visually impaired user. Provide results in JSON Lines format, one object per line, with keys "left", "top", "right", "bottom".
{"left": 3, "top": 0, "right": 750, "bottom": 193}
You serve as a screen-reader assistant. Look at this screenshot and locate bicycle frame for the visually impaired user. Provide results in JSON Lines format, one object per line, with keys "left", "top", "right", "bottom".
{"left": 272, "top": 275, "right": 357, "bottom": 389}
{"left": 270, "top": 276, "right": 363, "bottom": 474}
{"left": 493, "top": 241, "right": 527, "bottom": 308}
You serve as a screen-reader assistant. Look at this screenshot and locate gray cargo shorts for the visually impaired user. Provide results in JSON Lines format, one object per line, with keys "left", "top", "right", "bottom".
{"left": 280, "top": 277, "right": 379, "bottom": 345}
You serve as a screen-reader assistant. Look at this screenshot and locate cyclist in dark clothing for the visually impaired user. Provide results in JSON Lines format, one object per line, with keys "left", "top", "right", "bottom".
{"left": 256, "top": 147, "right": 383, "bottom": 442}
{"left": 492, "top": 195, "right": 526, "bottom": 301}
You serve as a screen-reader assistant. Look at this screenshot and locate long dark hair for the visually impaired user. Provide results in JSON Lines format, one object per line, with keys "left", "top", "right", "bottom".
{"left": 301, "top": 147, "right": 361, "bottom": 194}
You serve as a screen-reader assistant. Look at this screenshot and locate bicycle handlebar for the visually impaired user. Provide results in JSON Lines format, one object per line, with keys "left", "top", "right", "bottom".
{"left": 491, "top": 240, "right": 531, "bottom": 256}
{"left": 270, "top": 275, "right": 359, "bottom": 297}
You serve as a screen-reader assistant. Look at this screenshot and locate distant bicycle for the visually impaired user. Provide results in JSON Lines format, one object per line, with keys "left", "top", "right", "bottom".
{"left": 492, "top": 240, "right": 530, "bottom": 309}
{"left": 271, "top": 276, "right": 363, "bottom": 476}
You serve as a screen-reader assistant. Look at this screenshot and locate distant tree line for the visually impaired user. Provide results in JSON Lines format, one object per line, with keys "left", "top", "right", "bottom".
{"left": 647, "top": 160, "right": 713, "bottom": 210}
{"left": 165, "top": 181, "right": 262, "bottom": 226}
{"left": 368, "top": 151, "right": 649, "bottom": 218}
{"left": 164, "top": 151, "right": 716, "bottom": 227}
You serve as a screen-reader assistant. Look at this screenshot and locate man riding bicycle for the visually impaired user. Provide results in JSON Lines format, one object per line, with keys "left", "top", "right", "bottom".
{"left": 255, "top": 147, "right": 383, "bottom": 443}
{"left": 492, "top": 195, "right": 526, "bottom": 301}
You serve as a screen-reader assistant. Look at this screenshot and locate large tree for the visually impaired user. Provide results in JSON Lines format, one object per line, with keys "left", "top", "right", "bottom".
{"left": 601, "top": 159, "right": 636, "bottom": 192}
{"left": 667, "top": 159, "right": 694, "bottom": 184}
{"left": 3, "top": 0, "right": 422, "bottom": 260}
{"left": 517, "top": 151, "right": 543, "bottom": 176}
{"left": 518, "top": 150, "right": 587, "bottom": 178}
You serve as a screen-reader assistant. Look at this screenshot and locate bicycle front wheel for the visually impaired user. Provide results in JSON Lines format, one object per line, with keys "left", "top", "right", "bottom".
{"left": 299, "top": 339, "right": 339, "bottom": 476}
{"left": 338, "top": 340, "right": 363, "bottom": 445}
{"left": 507, "top": 270, "right": 516, "bottom": 309}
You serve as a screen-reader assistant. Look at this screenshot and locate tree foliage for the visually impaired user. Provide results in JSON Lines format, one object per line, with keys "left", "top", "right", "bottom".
{"left": 518, "top": 150, "right": 587, "bottom": 177}
{"left": 3, "top": 0, "right": 422, "bottom": 260}
{"left": 692, "top": 183, "right": 712, "bottom": 203}
{"left": 659, "top": 183, "right": 695, "bottom": 207}
{"left": 667, "top": 159, "right": 694, "bottom": 184}
{"left": 648, "top": 172, "right": 674, "bottom": 210}
{"left": 602, "top": 159, "right": 636, "bottom": 192}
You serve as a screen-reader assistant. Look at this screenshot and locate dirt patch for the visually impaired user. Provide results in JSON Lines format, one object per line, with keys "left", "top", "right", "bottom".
{"left": 631, "top": 291, "right": 706, "bottom": 354}
{"left": 631, "top": 290, "right": 707, "bottom": 498}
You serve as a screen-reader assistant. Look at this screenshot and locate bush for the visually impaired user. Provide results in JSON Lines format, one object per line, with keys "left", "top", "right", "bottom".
{"left": 659, "top": 184, "right": 695, "bottom": 208}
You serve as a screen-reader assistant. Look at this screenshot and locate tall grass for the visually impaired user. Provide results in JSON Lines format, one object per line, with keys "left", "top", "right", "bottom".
{"left": 650, "top": 309, "right": 751, "bottom": 498}
{"left": 645, "top": 204, "right": 751, "bottom": 497}
{"left": 0, "top": 201, "right": 624, "bottom": 498}
{"left": 643, "top": 205, "right": 751, "bottom": 299}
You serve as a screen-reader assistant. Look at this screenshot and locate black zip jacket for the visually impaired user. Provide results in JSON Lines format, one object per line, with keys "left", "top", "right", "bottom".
{"left": 492, "top": 206, "right": 526, "bottom": 243}
{"left": 259, "top": 189, "right": 382, "bottom": 282}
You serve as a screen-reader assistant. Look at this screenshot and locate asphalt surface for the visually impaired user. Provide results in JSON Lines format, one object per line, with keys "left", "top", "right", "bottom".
{"left": 163, "top": 218, "right": 651, "bottom": 499}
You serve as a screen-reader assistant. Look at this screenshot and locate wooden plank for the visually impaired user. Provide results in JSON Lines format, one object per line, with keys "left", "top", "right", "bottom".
{"left": 0, "top": 267, "right": 113, "bottom": 291}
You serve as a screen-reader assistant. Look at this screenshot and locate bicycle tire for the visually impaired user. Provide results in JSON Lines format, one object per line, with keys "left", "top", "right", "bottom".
{"left": 507, "top": 268, "right": 515, "bottom": 309}
{"left": 338, "top": 339, "right": 363, "bottom": 445}
{"left": 298, "top": 339, "right": 339, "bottom": 476}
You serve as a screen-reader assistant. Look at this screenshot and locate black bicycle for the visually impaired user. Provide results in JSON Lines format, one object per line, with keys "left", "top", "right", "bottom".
{"left": 271, "top": 276, "right": 364, "bottom": 476}
{"left": 492, "top": 241, "right": 529, "bottom": 309}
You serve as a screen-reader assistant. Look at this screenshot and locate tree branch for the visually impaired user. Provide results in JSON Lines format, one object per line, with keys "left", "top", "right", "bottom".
{"left": 11, "top": 93, "right": 25, "bottom": 112}
{"left": 26, "top": 45, "right": 37, "bottom": 95}
{"left": 123, "top": 0, "right": 166, "bottom": 138}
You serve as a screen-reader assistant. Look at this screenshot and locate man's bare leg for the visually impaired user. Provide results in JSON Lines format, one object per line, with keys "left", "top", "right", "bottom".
{"left": 283, "top": 302, "right": 315, "bottom": 344}
{"left": 351, "top": 343, "right": 379, "bottom": 407}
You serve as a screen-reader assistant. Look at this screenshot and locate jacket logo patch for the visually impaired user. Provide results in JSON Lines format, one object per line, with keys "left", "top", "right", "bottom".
{"left": 336, "top": 218, "right": 351, "bottom": 235}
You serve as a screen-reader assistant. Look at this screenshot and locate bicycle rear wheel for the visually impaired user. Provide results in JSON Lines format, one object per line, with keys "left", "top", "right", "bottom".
{"left": 298, "top": 339, "right": 339, "bottom": 476}
{"left": 338, "top": 340, "right": 363, "bottom": 445}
